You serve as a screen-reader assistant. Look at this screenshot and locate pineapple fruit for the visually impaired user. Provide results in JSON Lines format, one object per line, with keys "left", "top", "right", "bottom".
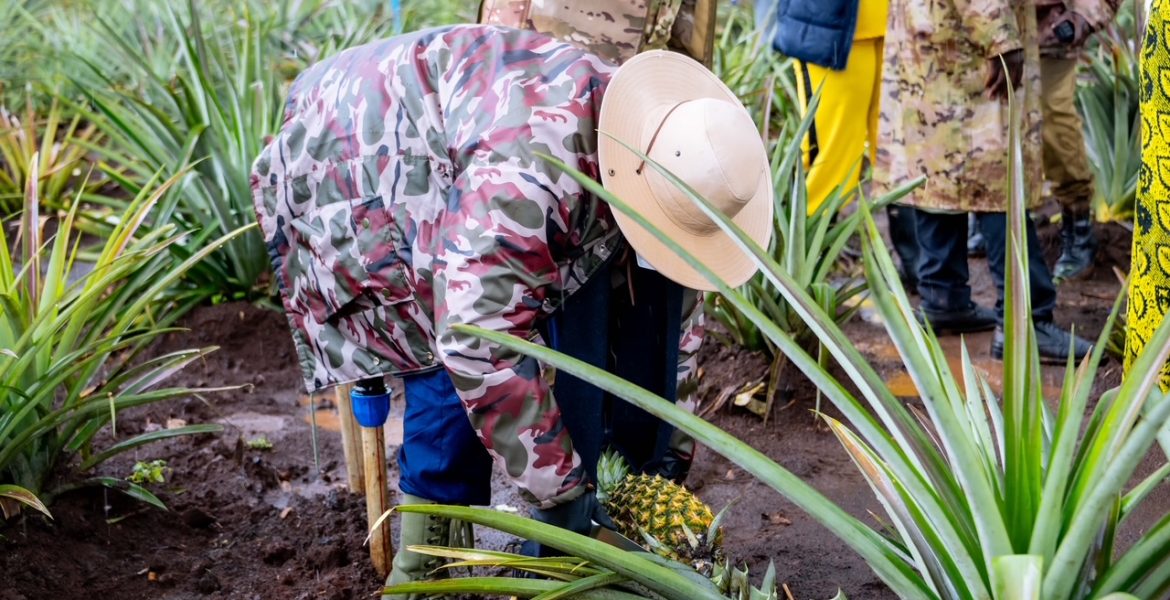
{"left": 595, "top": 450, "right": 724, "bottom": 573}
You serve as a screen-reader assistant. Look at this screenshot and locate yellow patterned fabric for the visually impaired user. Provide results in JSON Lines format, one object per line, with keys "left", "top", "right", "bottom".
{"left": 1127, "top": 0, "right": 1170, "bottom": 387}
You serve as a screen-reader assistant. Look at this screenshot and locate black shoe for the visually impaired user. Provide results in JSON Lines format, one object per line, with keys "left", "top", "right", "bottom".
{"left": 1053, "top": 209, "right": 1097, "bottom": 282}
{"left": 967, "top": 214, "right": 986, "bottom": 257}
{"left": 990, "top": 320, "right": 1093, "bottom": 363}
{"left": 917, "top": 303, "right": 997, "bottom": 334}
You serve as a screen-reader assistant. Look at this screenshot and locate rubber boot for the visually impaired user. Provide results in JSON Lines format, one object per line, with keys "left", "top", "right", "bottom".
{"left": 1053, "top": 208, "right": 1097, "bottom": 282}
{"left": 382, "top": 494, "right": 455, "bottom": 600}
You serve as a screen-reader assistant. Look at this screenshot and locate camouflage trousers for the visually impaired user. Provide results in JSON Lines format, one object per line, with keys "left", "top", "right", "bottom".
{"left": 1041, "top": 55, "right": 1094, "bottom": 213}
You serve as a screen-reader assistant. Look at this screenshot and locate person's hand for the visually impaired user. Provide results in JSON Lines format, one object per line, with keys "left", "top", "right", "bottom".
{"left": 984, "top": 49, "right": 1025, "bottom": 100}
{"left": 1040, "top": 12, "right": 1093, "bottom": 47}
{"left": 533, "top": 491, "right": 616, "bottom": 535}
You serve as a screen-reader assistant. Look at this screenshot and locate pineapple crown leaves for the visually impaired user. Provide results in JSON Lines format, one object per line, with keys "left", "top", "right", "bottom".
{"left": 715, "top": 560, "right": 780, "bottom": 600}
{"left": 709, "top": 504, "right": 731, "bottom": 545}
{"left": 595, "top": 449, "right": 631, "bottom": 502}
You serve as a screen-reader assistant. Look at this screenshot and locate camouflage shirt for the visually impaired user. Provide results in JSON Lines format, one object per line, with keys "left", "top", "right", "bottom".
{"left": 251, "top": 25, "right": 701, "bottom": 507}
{"left": 876, "top": 0, "right": 1044, "bottom": 213}
{"left": 478, "top": 0, "right": 717, "bottom": 66}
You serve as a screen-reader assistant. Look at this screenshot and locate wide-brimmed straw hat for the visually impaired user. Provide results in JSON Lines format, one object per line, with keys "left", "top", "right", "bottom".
{"left": 598, "top": 50, "right": 772, "bottom": 292}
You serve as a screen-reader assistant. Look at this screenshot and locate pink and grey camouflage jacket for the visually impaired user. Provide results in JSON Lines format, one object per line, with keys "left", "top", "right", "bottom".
{"left": 252, "top": 25, "right": 703, "bottom": 508}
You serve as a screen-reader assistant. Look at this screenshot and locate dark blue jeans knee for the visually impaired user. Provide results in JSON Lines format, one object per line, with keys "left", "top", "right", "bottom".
{"left": 397, "top": 369, "right": 493, "bottom": 505}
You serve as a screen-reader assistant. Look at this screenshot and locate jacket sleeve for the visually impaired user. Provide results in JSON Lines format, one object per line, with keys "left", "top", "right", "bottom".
{"left": 1070, "top": 0, "right": 1121, "bottom": 30}
{"left": 433, "top": 161, "right": 587, "bottom": 510}
{"left": 668, "top": 290, "right": 705, "bottom": 464}
{"left": 953, "top": 0, "right": 1023, "bottom": 58}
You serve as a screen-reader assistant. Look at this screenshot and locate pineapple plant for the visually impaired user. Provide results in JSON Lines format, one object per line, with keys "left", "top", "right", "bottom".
{"left": 595, "top": 450, "right": 725, "bottom": 573}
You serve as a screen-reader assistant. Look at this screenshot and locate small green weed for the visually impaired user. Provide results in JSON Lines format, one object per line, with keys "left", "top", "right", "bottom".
{"left": 246, "top": 436, "right": 273, "bottom": 451}
{"left": 127, "top": 460, "right": 168, "bottom": 486}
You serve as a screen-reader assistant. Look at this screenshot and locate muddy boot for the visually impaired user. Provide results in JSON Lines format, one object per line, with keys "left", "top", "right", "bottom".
{"left": 383, "top": 494, "right": 455, "bottom": 600}
{"left": 1053, "top": 208, "right": 1097, "bottom": 282}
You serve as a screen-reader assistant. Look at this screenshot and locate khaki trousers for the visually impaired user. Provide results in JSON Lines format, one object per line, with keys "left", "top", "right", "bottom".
{"left": 1040, "top": 56, "right": 1094, "bottom": 213}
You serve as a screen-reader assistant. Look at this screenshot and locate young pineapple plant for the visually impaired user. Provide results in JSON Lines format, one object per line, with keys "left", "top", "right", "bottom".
{"left": 595, "top": 450, "right": 725, "bottom": 573}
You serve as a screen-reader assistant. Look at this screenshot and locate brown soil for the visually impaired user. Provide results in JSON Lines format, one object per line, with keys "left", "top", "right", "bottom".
{"left": 0, "top": 218, "right": 1150, "bottom": 600}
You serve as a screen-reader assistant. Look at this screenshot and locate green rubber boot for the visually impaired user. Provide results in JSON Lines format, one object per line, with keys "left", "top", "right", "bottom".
{"left": 382, "top": 495, "right": 449, "bottom": 600}
{"left": 382, "top": 495, "right": 474, "bottom": 600}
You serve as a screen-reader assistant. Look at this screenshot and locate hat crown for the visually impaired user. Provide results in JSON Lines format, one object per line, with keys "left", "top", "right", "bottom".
{"left": 642, "top": 98, "right": 766, "bottom": 236}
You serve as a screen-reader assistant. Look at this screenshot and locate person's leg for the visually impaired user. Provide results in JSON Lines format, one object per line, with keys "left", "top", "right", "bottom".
{"left": 915, "top": 209, "right": 971, "bottom": 310}
{"left": 866, "top": 38, "right": 883, "bottom": 170}
{"left": 795, "top": 40, "right": 875, "bottom": 214}
{"left": 913, "top": 209, "right": 996, "bottom": 332}
{"left": 974, "top": 212, "right": 1057, "bottom": 322}
{"left": 539, "top": 261, "right": 611, "bottom": 486}
{"left": 977, "top": 211, "right": 1091, "bottom": 361}
{"left": 1040, "top": 55, "right": 1097, "bottom": 280}
{"left": 607, "top": 266, "right": 683, "bottom": 475}
{"left": 887, "top": 204, "right": 920, "bottom": 291}
{"left": 397, "top": 370, "right": 494, "bottom": 505}
{"left": 518, "top": 261, "right": 612, "bottom": 558}
{"left": 387, "top": 369, "right": 493, "bottom": 596}
{"left": 968, "top": 213, "right": 986, "bottom": 257}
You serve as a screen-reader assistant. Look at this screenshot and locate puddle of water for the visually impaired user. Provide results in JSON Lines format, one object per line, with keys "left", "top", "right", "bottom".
{"left": 299, "top": 394, "right": 405, "bottom": 446}
{"left": 217, "top": 412, "right": 288, "bottom": 434}
{"left": 882, "top": 336, "right": 1064, "bottom": 400}
{"left": 299, "top": 394, "right": 341, "bottom": 432}
{"left": 266, "top": 478, "right": 344, "bottom": 510}
{"left": 854, "top": 339, "right": 903, "bottom": 361}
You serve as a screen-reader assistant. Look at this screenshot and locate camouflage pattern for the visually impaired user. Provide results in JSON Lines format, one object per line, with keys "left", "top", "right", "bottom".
{"left": 252, "top": 25, "right": 701, "bottom": 508}
{"left": 669, "top": 289, "right": 704, "bottom": 462}
{"left": 876, "top": 0, "right": 1044, "bottom": 213}
{"left": 477, "top": 0, "right": 717, "bottom": 66}
{"left": 1063, "top": 0, "right": 1121, "bottom": 30}
{"left": 1036, "top": 0, "right": 1121, "bottom": 58}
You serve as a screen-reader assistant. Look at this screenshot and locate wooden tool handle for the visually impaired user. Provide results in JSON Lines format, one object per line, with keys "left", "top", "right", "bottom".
{"left": 361, "top": 425, "right": 394, "bottom": 578}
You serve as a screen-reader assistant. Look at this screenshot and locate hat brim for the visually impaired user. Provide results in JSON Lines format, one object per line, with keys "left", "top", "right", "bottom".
{"left": 598, "top": 51, "right": 773, "bottom": 292}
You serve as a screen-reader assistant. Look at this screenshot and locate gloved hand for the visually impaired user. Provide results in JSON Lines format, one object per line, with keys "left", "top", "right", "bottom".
{"left": 533, "top": 491, "right": 616, "bottom": 535}
{"left": 1040, "top": 11, "right": 1093, "bottom": 47}
{"left": 521, "top": 491, "right": 616, "bottom": 559}
{"left": 984, "top": 48, "right": 1025, "bottom": 100}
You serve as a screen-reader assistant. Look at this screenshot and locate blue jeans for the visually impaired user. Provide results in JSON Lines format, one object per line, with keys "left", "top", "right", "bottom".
{"left": 913, "top": 209, "right": 1056, "bottom": 322}
{"left": 398, "top": 369, "right": 493, "bottom": 505}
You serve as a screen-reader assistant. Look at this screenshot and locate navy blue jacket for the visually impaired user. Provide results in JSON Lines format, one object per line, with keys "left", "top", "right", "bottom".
{"left": 766, "top": 0, "right": 859, "bottom": 70}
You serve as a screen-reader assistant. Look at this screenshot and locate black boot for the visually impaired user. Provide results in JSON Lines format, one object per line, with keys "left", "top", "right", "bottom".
{"left": 990, "top": 320, "right": 1093, "bottom": 364}
{"left": 1053, "top": 208, "right": 1097, "bottom": 282}
{"left": 916, "top": 303, "right": 997, "bottom": 334}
